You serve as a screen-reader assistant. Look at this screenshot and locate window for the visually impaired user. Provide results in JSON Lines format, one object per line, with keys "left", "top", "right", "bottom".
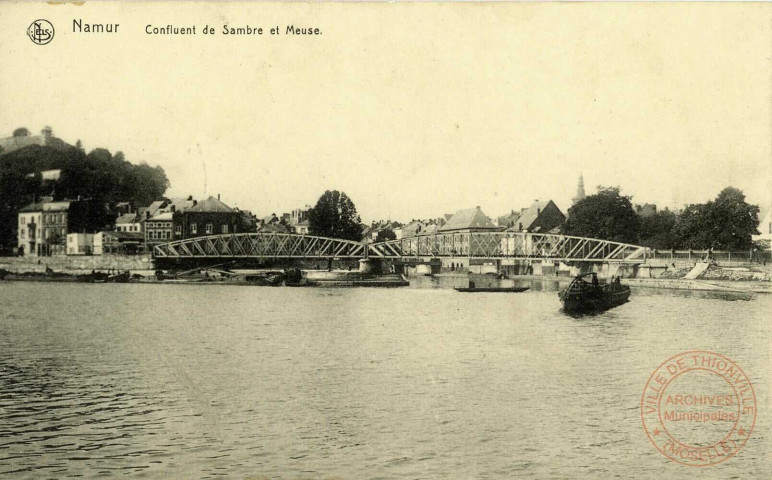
{"left": 20, "top": 216, "right": 25, "bottom": 225}
{"left": 175, "top": 225, "right": 182, "bottom": 235}
{"left": 206, "top": 224, "right": 213, "bottom": 234}
{"left": 20, "top": 229, "right": 25, "bottom": 239}
{"left": 221, "top": 225, "right": 228, "bottom": 234}
{"left": 191, "top": 223, "right": 197, "bottom": 234}
{"left": 61, "top": 228, "right": 65, "bottom": 237}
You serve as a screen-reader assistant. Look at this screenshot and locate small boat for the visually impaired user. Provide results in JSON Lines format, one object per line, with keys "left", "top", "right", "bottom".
{"left": 77, "top": 271, "right": 111, "bottom": 283}
{"left": 225, "top": 271, "right": 284, "bottom": 286}
{"left": 559, "top": 272, "right": 630, "bottom": 313}
{"left": 105, "top": 271, "right": 131, "bottom": 283}
{"left": 454, "top": 286, "right": 530, "bottom": 293}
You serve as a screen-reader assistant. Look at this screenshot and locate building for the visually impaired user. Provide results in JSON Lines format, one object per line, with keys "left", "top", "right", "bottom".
{"left": 294, "top": 219, "right": 310, "bottom": 235}
{"left": 259, "top": 222, "right": 293, "bottom": 234}
{"left": 25, "top": 169, "right": 62, "bottom": 182}
{"left": 0, "top": 126, "right": 70, "bottom": 154}
{"left": 290, "top": 207, "right": 310, "bottom": 226}
{"left": 144, "top": 211, "right": 175, "bottom": 247}
{"left": 257, "top": 213, "right": 293, "bottom": 233}
{"left": 94, "top": 231, "right": 145, "bottom": 255}
{"left": 435, "top": 207, "right": 498, "bottom": 272}
{"left": 636, "top": 203, "right": 658, "bottom": 218}
{"left": 505, "top": 200, "right": 565, "bottom": 233}
{"left": 115, "top": 213, "right": 142, "bottom": 233}
{"left": 572, "top": 174, "right": 586, "bottom": 205}
{"left": 260, "top": 213, "right": 281, "bottom": 228}
{"left": 66, "top": 233, "right": 94, "bottom": 255}
{"left": 17, "top": 205, "right": 43, "bottom": 256}
{"left": 363, "top": 220, "right": 401, "bottom": 243}
{"left": 395, "top": 218, "right": 446, "bottom": 239}
{"left": 17, "top": 198, "right": 71, "bottom": 256}
{"left": 395, "top": 220, "right": 427, "bottom": 239}
{"left": 143, "top": 197, "right": 196, "bottom": 249}
{"left": 172, "top": 196, "right": 244, "bottom": 240}
{"left": 497, "top": 210, "right": 521, "bottom": 229}
{"left": 438, "top": 206, "right": 498, "bottom": 233}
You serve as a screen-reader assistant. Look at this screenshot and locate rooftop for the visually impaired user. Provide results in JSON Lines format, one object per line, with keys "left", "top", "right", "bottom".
{"left": 439, "top": 206, "right": 497, "bottom": 232}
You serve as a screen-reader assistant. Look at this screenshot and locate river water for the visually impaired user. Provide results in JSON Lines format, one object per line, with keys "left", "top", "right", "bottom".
{"left": 0, "top": 279, "right": 769, "bottom": 479}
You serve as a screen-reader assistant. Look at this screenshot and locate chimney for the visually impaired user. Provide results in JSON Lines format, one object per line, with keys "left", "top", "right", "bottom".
{"left": 145, "top": 211, "right": 150, "bottom": 219}
{"left": 171, "top": 205, "right": 176, "bottom": 213}
{"left": 187, "top": 195, "right": 193, "bottom": 201}
{"left": 217, "top": 193, "right": 220, "bottom": 200}
{"left": 192, "top": 200, "right": 197, "bottom": 207}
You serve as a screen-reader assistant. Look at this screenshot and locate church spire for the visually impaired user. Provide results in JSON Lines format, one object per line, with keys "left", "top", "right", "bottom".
{"left": 572, "top": 173, "right": 586, "bottom": 204}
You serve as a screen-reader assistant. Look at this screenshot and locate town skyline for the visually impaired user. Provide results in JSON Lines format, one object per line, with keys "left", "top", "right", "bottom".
{"left": 0, "top": 123, "right": 767, "bottom": 225}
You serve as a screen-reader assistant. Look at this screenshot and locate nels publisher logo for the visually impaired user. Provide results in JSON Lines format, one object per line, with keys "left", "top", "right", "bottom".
{"left": 27, "top": 19, "right": 54, "bottom": 45}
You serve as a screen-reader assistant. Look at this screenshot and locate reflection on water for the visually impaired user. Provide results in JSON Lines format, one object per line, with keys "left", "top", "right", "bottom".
{"left": 0, "top": 281, "right": 768, "bottom": 479}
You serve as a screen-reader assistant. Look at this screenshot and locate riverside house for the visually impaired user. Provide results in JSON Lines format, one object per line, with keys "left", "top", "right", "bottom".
{"left": 505, "top": 200, "right": 566, "bottom": 234}
{"left": 17, "top": 198, "right": 72, "bottom": 256}
{"left": 143, "top": 197, "right": 196, "bottom": 250}
{"left": 172, "top": 196, "right": 246, "bottom": 240}
{"left": 437, "top": 206, "right": 499, "bottom": 272}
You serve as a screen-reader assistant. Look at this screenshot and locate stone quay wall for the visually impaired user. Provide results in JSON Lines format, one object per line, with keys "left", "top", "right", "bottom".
{"left": 0, "top": 254, "right": 154, "bottom": 274}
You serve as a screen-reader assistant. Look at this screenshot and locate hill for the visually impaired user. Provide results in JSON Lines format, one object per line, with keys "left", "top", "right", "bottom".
{"left": 0, "top": 144, "right": 170, "bottom": 253}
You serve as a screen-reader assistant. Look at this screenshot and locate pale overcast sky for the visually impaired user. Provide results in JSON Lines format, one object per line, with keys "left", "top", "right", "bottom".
{"left": 1, "top": 2, "right": 770, "bottom": 221}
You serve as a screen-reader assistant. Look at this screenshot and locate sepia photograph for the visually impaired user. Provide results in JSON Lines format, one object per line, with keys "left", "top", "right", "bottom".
{"left": 0, "top": 1, "right": 770, "bottom": 478}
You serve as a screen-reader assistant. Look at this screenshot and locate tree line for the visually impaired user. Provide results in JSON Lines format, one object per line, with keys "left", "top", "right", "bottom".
{"left": 304, "top": 186, "right": 763, "bottom": 252}
{"left": 564, "top": 186, "right": 762, "bottom": 251}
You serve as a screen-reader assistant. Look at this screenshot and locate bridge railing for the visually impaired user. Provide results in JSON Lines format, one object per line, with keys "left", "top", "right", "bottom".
{"left": 367, "top": 232, "right": 648, "bottom": 262}
{"left": 153, "top": 231, "right": 649, "bottom": 263}
{"left": 154, "top": 233, "right": 367, "bottom": 258}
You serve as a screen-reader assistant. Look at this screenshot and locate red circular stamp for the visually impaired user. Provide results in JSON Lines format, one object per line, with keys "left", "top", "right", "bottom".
{"left": 641, "top": 351, "right": 756, "bottom": 466}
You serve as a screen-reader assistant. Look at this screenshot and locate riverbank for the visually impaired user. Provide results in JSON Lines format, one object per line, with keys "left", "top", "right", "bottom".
{"left": 0, "top": 254, "right": 153, "bottom": 274}
{"left": 503, "top": 274, "right": 771, "bottom": 294}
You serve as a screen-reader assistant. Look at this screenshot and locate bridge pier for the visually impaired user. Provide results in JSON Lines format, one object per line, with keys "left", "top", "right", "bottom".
{"left": 358, "top": 258, "right": 383, "bottom": 274}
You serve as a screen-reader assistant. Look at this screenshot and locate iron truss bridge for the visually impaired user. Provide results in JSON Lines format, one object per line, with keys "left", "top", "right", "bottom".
{"left": 153, "top": 232, "right": 649, "bottom": 263}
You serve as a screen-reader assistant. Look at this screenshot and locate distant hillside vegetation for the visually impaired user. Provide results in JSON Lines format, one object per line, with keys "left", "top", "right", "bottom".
{"left": 0, "top": 144, "right": 170, "bottom": 253}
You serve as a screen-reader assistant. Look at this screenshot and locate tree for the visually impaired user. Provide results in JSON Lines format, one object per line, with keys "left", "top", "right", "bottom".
{"left": 12, "top": 127, "right": 29, "bottom": 137}
{"left": 639, "top": 209, "right": 678, "bottom": 249}
{"left": 308, "top": 190, "right": 362, "bottom": 241}
{"left": 375, "top": 228, "right": 396, "bottom": 242}
{"left": 675, "top": 187, "right": 759, "bottom": 250}
{"left": 563, "top": 186, "right": 640, "bottom": 244}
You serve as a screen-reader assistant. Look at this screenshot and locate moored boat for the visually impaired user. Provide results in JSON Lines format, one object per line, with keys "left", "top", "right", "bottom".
{"left": 454, "top": 286, "right": 530, "bottom": 293}
{"left": 105, "top": 271, "right": 132, "bottom": 283}
{"left": 559, "top": 272, "right": 630, "bottom": 313}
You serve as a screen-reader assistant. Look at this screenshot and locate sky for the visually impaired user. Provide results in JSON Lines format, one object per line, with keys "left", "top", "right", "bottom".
{"left": 1, "top": 2, "right": 770, "bottom": 222}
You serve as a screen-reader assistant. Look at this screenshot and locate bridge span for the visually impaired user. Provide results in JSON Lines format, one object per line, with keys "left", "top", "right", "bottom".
{"left": 153, "top": 232, "right": 648, "bottom": 264}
